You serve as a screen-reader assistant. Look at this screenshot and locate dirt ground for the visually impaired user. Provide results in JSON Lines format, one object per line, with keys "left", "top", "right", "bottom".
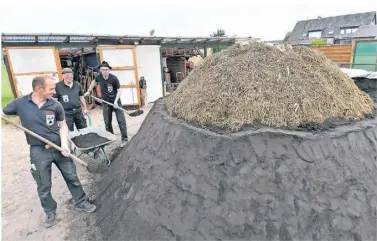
{"left": 1, "top": 104, "right": 152, "bottom": 241}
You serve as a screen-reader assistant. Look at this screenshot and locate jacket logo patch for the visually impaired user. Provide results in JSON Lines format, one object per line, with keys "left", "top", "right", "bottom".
{"left": 46, "top": 114, "right": 55, "bottom": 126}
{"left": 107, "top": 84, "right": 113, "bottom": 93}
{"left": 62, "top": 95, "right": 69, "bottom": 102}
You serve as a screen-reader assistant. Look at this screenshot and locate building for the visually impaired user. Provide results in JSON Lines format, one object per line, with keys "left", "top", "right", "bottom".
{"left": 288, "top": 11, "right": 376, "bottom": 45}
{"left": 1, "top": 33, "right": 250, "bottom": 107}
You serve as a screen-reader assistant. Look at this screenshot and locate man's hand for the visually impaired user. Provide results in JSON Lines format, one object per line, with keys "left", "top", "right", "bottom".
{"left": 114, "top": 100, "right": 121, "bottom": 109}
{"left": 83, "top": 108, "right": 88, "bottom": 114}
{"left": 61, "top": 146, "right": 71, "bottom": 157}
{"left": 84, "top": 91, "right": 91, "bottom": 97}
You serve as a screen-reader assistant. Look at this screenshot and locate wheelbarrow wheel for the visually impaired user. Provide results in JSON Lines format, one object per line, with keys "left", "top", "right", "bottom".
{"left": 86, "top": 150, "right": 108, "bottom": 173}
{"left": 93, "top": 149, "right": 107, "bottom": 163}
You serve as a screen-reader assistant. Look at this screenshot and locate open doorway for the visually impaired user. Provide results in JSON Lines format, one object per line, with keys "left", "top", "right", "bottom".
{"left": 58, "top": 48, "right": 101, "bottom": 110}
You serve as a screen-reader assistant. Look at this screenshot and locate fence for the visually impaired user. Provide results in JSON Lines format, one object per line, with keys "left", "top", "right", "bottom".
{"left": 311, "top": 45, "right": 353, "bottom": 63}
{"left": 335, "top": 62, "right": 377, "bottom": 71}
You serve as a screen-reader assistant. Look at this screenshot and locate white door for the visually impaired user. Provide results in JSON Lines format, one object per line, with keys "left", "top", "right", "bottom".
{"left": 136, "top": 45, "right": 164, "bottom": 103}
{"left": 4, "top": 47, "right": 62, "bottom": 97}
{"left": 97, "top": 45, "right": 140, "bottom": 106}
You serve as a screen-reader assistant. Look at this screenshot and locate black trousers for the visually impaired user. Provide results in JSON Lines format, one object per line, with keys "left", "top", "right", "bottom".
{"left": 102, "top": 101, "right": 128, "bottom": 140}
{"left": 30, "top": 146, "right": 86, "bottom": 214}
{"left": 65, "top": 108, "right": 87, "bottom": 131}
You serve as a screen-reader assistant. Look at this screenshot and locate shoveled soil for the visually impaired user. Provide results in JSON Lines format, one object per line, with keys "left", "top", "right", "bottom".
{"left": 71, "top": 133, "right": 110, "bottom": 148}
{"left": 353, "top": 77, "right": 377, "bottom": 102}
{"left": 70, "top": 100, "right": 377, "bottom": 241}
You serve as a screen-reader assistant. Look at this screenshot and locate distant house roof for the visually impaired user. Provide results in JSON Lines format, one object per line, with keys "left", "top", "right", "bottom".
{"left": 355, "top": 24, "right": 377, "bottom": 38}
{"left": 288, "top": 11, "right": 376, "bottom": 42}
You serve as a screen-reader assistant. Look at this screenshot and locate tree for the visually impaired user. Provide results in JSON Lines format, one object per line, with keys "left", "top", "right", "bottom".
{"left": 210, "top": 29, "right": 227, "bottom": 37}
{"left": 283, "top": 31, "right": 292, "bottom": 42}
{"left": 150, "top": 29, "right": 155, "bottom": 37}
{"left": 210, "top": 29, "right": 227, "bottom": 54}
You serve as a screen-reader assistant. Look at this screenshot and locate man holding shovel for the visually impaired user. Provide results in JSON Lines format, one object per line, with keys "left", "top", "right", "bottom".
{"left": 2, "top": 75, "right": 96, "bottom": 228}
{"left": 54, "top": 68, "right": 88, "bottom": 131}
{"left": 84, "top": 61, "right": 128, "bottom": 147}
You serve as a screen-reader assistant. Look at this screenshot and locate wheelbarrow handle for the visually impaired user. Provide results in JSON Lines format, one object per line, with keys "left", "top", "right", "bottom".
{"left": 1, "top": 116, "right": 88, "bottom": 167}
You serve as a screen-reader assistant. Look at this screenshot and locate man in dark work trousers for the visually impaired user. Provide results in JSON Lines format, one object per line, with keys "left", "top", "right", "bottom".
{"left": 54, "top": 68, "right": 87, "bottom": 131}
{"left": 2, "top": 75, "right": 96, "bottom": 228}
{"left": 85, "top": 61, "right": 128, "bottom": 147}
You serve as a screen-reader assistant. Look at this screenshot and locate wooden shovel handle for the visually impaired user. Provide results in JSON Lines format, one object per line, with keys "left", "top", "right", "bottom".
{"left": 91, "top": 95, "right": 124, "bottom": 111}
{"left": 90, "top": 95, "right": 144, "bottom": 117}
{"left": 2, "top": 116, "right": 88, "bottom": 167}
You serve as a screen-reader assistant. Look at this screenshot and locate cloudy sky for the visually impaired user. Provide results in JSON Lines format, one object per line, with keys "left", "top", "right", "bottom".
{"left": 1, "top": 0, "right": 376, "bottom": 41}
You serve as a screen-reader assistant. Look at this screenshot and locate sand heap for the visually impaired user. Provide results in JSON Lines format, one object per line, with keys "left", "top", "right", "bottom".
{"left": 166, "top": 42, "right": 374, "bottom": 131}
{"left": 72, "top": 43, "right": 377, "bottom": 241}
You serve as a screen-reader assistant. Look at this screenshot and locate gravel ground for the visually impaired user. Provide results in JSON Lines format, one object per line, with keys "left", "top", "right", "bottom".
{"left": 1, "top": 104, "right": 152, "bottom": 241}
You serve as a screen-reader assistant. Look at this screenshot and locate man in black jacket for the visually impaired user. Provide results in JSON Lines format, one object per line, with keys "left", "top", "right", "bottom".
{"left": 85, "top": 61, "right": 128, "bottom": 146}
{"left": 2, "top": 75, "right": 96, "bottom": 228}
{"left": 54, "top": 68, "right": 88, "bottom": 131}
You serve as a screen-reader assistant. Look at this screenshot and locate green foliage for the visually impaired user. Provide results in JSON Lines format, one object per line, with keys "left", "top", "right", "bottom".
{"left": 310, "top": 39, "right": 326, "bottom": 46}
{"left": 210, "top": 29, "right": 227, "bottom": 54}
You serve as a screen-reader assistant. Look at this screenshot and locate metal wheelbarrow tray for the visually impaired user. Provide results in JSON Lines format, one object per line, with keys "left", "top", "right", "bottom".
{"left": 69, "top": 126, "right": 116, "bottom": 166}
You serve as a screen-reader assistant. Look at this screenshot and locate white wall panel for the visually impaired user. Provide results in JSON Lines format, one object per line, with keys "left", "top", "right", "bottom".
{"left": 136, "top": 45, "right": 163, "bottom": 102}
{"left": 101, "top": 48, "right": 134, "bottom": 67}
{"left": 120, "top": 88, "right": 138, "bottom": 105}
{"left": 15, "top": 73, "right": 59, "bottom": 96}
{"left": 111, "top": 70, "right": 136, "bottom": 85}
{"left": 8, "top": 48, "right": 58, "bottom": 73}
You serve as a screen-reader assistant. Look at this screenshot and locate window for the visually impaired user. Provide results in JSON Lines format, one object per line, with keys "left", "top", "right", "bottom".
{"left": 340, "top": 27, "right": 358, "bottom": 34}
{"left": 308, "top": 30, "right": 322, "bottom": 38}
{"left": 340, "top": 40, "right": 352, "bottom": 44}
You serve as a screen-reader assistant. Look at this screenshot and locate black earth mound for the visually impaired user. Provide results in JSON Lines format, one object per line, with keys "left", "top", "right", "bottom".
{"left": 353, "top": 77, "right": 377, "bottom": 102}
{"left": 78, "top": 100, "right": 377, "bottom": 241}
{"left": 71, "top": 133, "right": 110, "bottom": 148}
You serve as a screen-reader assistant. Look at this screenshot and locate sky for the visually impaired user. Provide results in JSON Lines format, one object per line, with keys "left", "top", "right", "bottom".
{"left": 1, "top": 0, "right": 377, "bottom": 41}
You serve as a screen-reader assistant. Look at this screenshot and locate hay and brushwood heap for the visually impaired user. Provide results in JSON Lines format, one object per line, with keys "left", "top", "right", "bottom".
{"left": 166, "top": 42, "right": 374, "bottom": 131}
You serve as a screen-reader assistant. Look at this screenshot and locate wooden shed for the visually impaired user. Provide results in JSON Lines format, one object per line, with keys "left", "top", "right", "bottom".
{"left": 2, "top": 33, "right": 244, "bottom": 106}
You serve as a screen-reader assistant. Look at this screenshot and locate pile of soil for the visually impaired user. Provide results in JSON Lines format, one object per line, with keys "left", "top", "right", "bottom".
{"left": 353, "top": 77, "right": 377, "bottom": 102}
{"left": 67, "top": 43, "right": 377, "bottom": 241}
{"left": 71, "top": 133, "right": 110, "bottom": 148}
{"left": 166, "top": 42, "right": 374, "bottom": 131}
{"left": 72, "top": 100, "right": 377, "bottom": 241}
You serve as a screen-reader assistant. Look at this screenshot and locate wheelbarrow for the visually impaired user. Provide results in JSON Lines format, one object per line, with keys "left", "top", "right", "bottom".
{"left": 68, "top": 114, "right": 116, "bottom": 167}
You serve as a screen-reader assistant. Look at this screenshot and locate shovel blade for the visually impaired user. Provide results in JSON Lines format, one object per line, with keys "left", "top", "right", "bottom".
{"left": 128, "top": 110, "right": 144, "bottom": 117}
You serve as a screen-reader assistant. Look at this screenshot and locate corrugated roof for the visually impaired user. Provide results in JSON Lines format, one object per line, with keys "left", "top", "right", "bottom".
{"left": 1, "top": 33, "right": 252, "bottom": 48}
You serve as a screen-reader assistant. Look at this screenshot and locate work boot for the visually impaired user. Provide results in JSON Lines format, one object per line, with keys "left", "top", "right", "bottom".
{"left": 45, "top": 211, "right": 56, "bottom": 228}
{"left": 75, "top": 200, "right": 97, "bottom": 213}
{"left": 120, "top": 138, "right": 128, "bottom": 148}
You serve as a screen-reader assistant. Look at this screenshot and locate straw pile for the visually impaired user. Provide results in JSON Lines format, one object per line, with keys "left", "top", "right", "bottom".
{"left": 165, "top": 42, "right": 374, "bottom": 131}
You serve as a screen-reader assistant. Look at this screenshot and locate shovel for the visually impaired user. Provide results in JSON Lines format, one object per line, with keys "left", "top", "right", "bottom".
{"left": 90, "top": 95, "right": 144, "bottom": 117}
{"left": 1, "top": 116, "right": 105, "bottom": 173}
